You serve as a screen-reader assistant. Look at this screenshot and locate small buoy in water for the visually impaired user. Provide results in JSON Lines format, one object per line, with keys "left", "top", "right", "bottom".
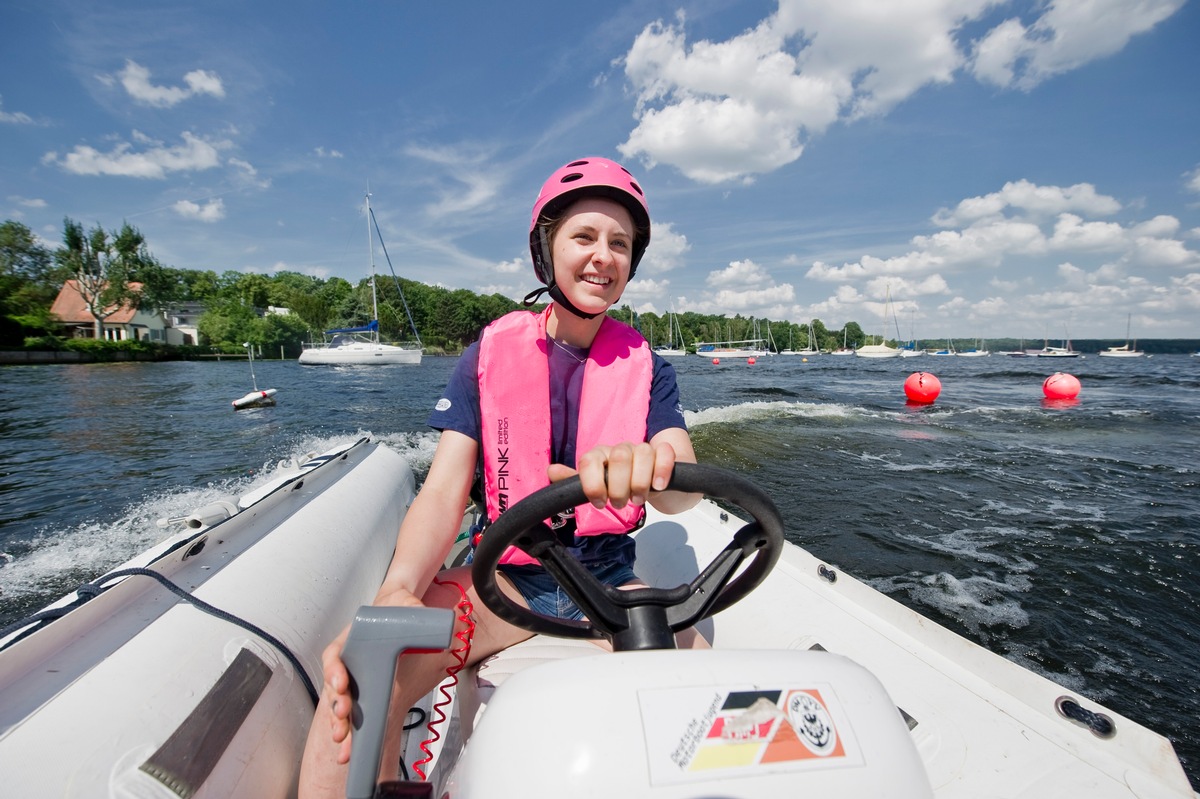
{"left": 712, "top": 358, "right": 720, "bottom": 365}
{"left": 802, "top": 357, "right": 808, "bottom": 362}
{"left": 904, "top": 372, "right": 941, "bottom": 404}
{"left": 747, "top": 357, "right": 756, "bottom": 365}
{"left": 1043, "top": 372, "right": 1081, "bottom": 399}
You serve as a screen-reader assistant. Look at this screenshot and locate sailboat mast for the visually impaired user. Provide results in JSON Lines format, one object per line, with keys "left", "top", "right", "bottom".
{"left": 366, "top": 191, "right": 379, "bottom": 334}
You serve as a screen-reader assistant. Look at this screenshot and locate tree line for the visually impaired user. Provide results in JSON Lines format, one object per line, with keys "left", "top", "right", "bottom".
{"left": 1, "top": 217, "right": 879, "bottom": 358}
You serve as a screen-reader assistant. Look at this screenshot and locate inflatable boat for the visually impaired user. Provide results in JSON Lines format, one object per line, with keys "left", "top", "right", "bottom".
{"left": 0, "top": 439, "right": 1193, "bottom": 798}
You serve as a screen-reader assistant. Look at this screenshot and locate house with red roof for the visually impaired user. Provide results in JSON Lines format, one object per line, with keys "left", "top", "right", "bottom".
{"left": 49, "top": 280, "right": 175, "bottom": 343}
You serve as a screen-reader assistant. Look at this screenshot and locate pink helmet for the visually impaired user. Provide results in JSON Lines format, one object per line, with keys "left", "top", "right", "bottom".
{"left": 528, "top": 157, "right": 651, "bottom": 285}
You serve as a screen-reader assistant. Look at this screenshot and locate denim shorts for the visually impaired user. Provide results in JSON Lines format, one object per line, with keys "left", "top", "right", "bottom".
{"left": 497, "top": 560, "right": 638, "bottom": 621}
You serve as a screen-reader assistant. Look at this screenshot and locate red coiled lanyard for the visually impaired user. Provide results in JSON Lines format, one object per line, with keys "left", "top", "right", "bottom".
{"left": 412, "top": 577, "right": 475, "bottom": 781}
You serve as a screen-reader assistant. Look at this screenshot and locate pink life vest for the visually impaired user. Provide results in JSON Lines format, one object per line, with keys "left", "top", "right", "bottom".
{"left": 477, "top": 308, "right": 652, "bottom": 566}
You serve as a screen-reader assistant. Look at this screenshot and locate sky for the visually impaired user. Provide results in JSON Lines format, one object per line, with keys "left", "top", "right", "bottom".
{"left": 2, "top": 0, "right": 1199, "bottom": 341}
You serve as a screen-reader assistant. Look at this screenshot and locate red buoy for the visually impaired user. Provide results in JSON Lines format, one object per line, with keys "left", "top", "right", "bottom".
{"left": 904, "top": 372, "right": 941, "bottom": 404}
{"left": 747, "top": 357, "right": 756, "bottom": 365}
{"left": 1043, "top": 373, "right": 1081, "bottom": 400}
{"left": 712, "top": 358, "right": 720, "bottom": 365}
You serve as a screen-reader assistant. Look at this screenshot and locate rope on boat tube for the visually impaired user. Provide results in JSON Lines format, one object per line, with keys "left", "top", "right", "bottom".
{"left": 0, "top": 567, "right": 320, "bottom": 707}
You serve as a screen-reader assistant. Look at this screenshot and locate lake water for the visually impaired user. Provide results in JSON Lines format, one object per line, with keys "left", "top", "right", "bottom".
{"left": 1, "top": 352, "right": 1197, "bottom": 786}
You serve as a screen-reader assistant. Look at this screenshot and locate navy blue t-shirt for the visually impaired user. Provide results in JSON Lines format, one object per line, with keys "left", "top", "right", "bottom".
{"left": 428, "top": 337, "right": 688, "bottom": 564}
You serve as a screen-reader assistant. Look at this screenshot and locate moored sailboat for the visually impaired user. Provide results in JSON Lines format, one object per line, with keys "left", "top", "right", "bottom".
{"left": 299, "top": 192, "right": 423, "bottom": 366}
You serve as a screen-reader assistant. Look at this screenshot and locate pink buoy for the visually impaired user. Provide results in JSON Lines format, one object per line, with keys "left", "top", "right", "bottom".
{"left": 712, "top": 358, "right": 720, "bottom": 365}
{"left": 904, "top": 372, "right": 941, "bottom": 404}
{"left": 747, "top": 357, "right": 756, "bottom": 365}
{"left": 1043, "top": 372, "right": 1081, "bottom": 400}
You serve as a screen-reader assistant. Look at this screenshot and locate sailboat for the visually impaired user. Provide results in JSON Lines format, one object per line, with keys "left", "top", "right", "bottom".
{"left": 654, "top": 307, "right": 687, "bottom": 357}
{"left": 830, "top": 326, "right": 854, "bottom": 355}
{"left": 957, "top": 338, "right": 990, "bottom": 357}
{"left": 299, "top": 192, "right": 423, "bottom": 366}
{"left": 781, "top": 321, "right": 821, "bottom": 356}
{"left": 855, "top": 286, "right": 901, "bottom": 358}
{"left": 231, "top": 342, "right": 277, "bottom": 409}
{"left": 1098, "top": 314, "right": 1144, "bottom": 358}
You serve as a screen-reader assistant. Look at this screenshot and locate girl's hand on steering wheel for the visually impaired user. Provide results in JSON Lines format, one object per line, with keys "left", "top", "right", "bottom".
{"left": 547, "top": 440, "right": 677, "bottom": 510}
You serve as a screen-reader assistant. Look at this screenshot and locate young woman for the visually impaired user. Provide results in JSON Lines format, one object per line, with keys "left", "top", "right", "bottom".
{"left": 299, "top": 157, "right": 703, "bottom": 796}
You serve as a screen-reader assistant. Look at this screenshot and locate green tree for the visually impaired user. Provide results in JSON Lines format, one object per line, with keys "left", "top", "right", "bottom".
{"left": 0, "top": 221, "right": 59, "bottom": 343}
{"left": 56, "top": 219, "right": 160, "bottom": 339}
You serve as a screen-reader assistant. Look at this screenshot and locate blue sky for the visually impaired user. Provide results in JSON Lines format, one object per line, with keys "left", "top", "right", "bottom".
{"left": 3, "top": 0, "right": 1198, "bottom": 340}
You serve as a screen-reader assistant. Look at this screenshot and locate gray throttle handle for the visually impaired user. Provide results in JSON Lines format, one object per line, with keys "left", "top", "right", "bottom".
{"left": 340, "top": 606, "right": 455, "bottom": 799}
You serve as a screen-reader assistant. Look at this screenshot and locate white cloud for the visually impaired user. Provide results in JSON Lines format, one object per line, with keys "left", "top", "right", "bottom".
{"left": 0, "top": 96, "right": 35, "bottom": 125}
{"left": 117, "top": 60, "right": 225, "bottom": 108}
{"left": 932, "top": 180, "right": 1122, "bottom": 227}
{"left": 1187, "top": 167, "right": 1200, "bottom": 194}
{"left": 494, "top": 256, "right": 524, "bottom": 275}
{"left": 618, "top": 1, "right": 1183, "bottom": 184}
{"left": 793, "top": 178, "right": 1199, "bottom": 333}
{"left": 43, "top": 131, "right": 226, "bottom": 179}
{"left": 706, "top": 259, "right": 773, "bottom": 288}
{"left": 172, "top": 198, "right": 225, "bottom": 222}
{"left": 315, "top": 147, "right": 344, "bottom": 159}
{"left": 969, "top": 0, "right": 1186, "bottom": 90}
{"left": 642, "top": 220, "right": 690, "bottom": 273}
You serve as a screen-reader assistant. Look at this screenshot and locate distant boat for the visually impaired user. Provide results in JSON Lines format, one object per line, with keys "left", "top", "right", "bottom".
{"left": 1098, "top": 315, "right": 1144, "bottom": 358}
{"left": 1033, "top": 327, "right": 1081, "bottom": 358}
{"left": 780, "top": 322, "right": 820, "bottom": 356}
{"left": 696, "top": 319, "right": 772, "bottom": 358}
{"left": 829, "top": 327, "right": 854, "bottom": 355}
{"left": 694, "top": 339, "right": 770, "bottom": 359}
{"left": 232, "top": 343, "right": 277, "bottom": 409}
{"left": 654, "top": 307, "right": 687, "bottom": 357}
{"left": 957, "top": 338, "right": 990, "bottom": 357}
{"left": 930, "top": 340, "right": 955, "bottom": 356}
{"left": 299, "top": 192, "right": 423, "bottom": 366}
{"left": 856, "top": 285, "right": 901, "bottom": 358}
{"left": 1034, "top": 345, "right": 1081, "bottom": 358}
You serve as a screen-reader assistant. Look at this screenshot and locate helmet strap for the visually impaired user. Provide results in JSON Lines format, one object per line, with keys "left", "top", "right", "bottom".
{"left": 547, "top": 283, "right": 601, "bottom": 320}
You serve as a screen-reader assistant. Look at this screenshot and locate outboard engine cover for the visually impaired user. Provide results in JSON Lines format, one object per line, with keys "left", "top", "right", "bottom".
{"left": 444, "top": 649, "right": 932, "bottom": 798}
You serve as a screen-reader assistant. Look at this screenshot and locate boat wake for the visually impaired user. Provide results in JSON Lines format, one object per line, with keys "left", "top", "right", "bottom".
{"left": 0, "top": 429, "right": 440, "bottom": 624}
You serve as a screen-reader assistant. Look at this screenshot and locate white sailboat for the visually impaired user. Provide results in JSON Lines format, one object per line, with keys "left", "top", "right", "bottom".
{"left": 957, "top": 338, "right": 990, "bottom": 357}
{"left": 1098, "top": 315, "right": 1144, "bottom": 358}
{"left": 695, "top": 319, "right": 772, "bottom": 358}
{"left": 856, "top": 286, "right": 901, "bottom": 358}
{"left": 299, "top": 193, "right": 423, "bottom": 366}
{"left": 781, "top": 321, "right": 821, "bottom": 356}
{"left": 654, "top": 307, "right": 687, "bottom": 357}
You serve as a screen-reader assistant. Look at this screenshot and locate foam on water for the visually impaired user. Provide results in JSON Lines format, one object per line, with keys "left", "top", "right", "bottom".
{"left": 684, "top": 400, "right": 855, "bottom": 428}
{"left": 870, "top": 571, "right": 1032, "bottom": 634}
{"left": 0, "top": 430, "right": 440, "bottom": 611}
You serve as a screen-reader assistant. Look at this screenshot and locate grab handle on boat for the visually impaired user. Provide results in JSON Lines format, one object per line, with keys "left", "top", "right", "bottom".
{"left": 341, "top": 606, "right": 455, "bottom": 799}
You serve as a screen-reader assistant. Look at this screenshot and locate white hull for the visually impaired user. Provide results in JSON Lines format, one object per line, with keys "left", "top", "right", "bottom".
{"left": 299, "top": 342, "right": 422, "bottom": 365}
{"left": 696, "top": 348, "right": 771, "bottom": 359}
{"left": 855, "top": 344, "right": 901, "bottom": 358}
{"left": 1, "top": 444, "right": 1193, "bottom": 797}
{"left": 0, "top": 439, "right": 412, "bottom": 798}
{"left": 1097, "top": 347, "right": 1144, "bottom": 358}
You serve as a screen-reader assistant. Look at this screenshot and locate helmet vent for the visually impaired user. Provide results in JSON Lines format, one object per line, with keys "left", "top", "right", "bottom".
{"left": 559, "top": 172, "right": 584, "bottom": 184}
{"left": 629, "top": 181, "right": 644, "bottom": 197}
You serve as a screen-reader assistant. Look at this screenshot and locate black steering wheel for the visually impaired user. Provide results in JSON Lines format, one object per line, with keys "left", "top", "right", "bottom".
{"left": 471, "top": 462, "right": 784, "bottom": 652}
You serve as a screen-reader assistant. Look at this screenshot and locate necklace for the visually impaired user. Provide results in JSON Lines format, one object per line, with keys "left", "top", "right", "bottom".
{"left": 549, "top": 336, "right": 588, "bottom": 364}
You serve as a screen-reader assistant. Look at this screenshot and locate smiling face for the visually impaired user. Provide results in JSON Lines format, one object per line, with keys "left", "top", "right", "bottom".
{"left": 548, "top": 197, "right": 636, "bottom": 319}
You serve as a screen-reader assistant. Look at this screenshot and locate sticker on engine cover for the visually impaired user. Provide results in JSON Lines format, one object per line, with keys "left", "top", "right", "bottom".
{"left": 638, "top": 685, "right": 862, "bottom": 785}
